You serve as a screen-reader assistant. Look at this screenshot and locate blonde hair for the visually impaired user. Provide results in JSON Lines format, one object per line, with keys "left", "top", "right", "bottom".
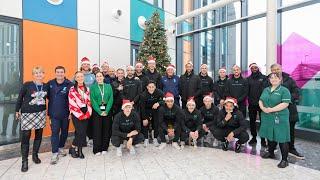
{"left": 32, "top": 66, "right": 44, "bottom": 75}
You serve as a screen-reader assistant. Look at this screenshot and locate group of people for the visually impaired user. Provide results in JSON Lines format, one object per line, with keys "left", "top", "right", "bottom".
{"left": 15, "top": 55, "right": 304, "bottom": 172}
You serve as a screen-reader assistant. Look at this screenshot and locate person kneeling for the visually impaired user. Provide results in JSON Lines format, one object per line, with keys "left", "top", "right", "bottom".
{"left": 213, "top": 97, "right": 249, "bottom": 153}
{"left": 112, "top": 100, "right": 144, "bottom": 157}
{"left": 158, "top": 92, "right": 183, "bottom": 150}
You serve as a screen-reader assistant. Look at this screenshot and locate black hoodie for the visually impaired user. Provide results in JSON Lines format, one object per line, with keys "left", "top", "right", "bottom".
{"left": 179, "top": 70, "right": 201, "bottom": 102}
{"left": 145, "top": 69, "right": 162, "bottom": 88}
{"left": 199, "top": 105, "right": 219, "bottom": 128}
{"left": 122, "top": 76, "right": 142, "bottom": 105}
{"left": 158, "top": 104, "right": 183, "bottom": 132}
{"left": 247, "top": 71, "right": 268, "bottom": 106}
{"left": 224, "top": 75, "right": 248, "bottom": 105}
{"left": 112, "top": 111, "right": 141, "bottom": 138}
{"left": 182, "top": 109, "right": 203, "bottom": 134}
{"left": 135, "top": 71, "right": 149, "bottom": 91}
{"left": 199, "top": 73, "right": 214, "bottom": 98}
{"left": 213, "top": 76, "right": 228, "bottom": 103}
{"left": 216, "top": 108, "right": 246, "bottom": 136}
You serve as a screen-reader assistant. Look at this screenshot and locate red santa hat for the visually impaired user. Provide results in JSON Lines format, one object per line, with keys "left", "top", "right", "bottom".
{"left": 186, "top": 97, "right": 196, "bottom": 106}
{"left": 203, "top": 94, "right": 213, "bottom": 102}
{"left": 249, "top": 63, "right": 259, "bottom": 69}
{"left": 219, "top": 67, "right": 226, "bottom": 73}
{"left": 147, "top": 56, "right": 156, "bottom": 64}
{"left": 122, "top": 99, "right": 133, "bottom": 110}
{"left": 81, "top": 57, "right": 90, "bottom": 65}
{"left": 224, "top": 97, "right": 238, "bottom": 107}
{"left": 164, "top": 92, "right": 174, "bottom": 101}
{"left": 166, "top": 64, "right": 176, "bottom": 71}
{"left": 92, "top": 64, "right": 99, "bottom": 69}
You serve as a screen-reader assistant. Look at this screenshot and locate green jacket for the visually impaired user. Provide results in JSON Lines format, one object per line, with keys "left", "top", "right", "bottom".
{"left": 90, "top": 83, "right": 113, "bottom": 116}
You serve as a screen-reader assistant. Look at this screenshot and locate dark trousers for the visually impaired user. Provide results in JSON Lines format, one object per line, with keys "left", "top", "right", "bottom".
{"left": 181, "top": 129, "right": 205, "bottom": 143}
{"left": 92, "top": 111, "right": 112, "bottom": 154}
{"left": 213, "top": 128, "right": 249, "bottom": 144}
{"left": 50, "top": 117, "right": 69, "bottom": 153}
{"left": 238, "top": 103, "right": 247, "bottom": 119}
{"left": 141, "top": 110, "right": 159, "bottom": 140}
{"left": 72, "top": 115, "right": 88, "bottom": 147}
{"left": 268, "top": 140, "right": 289, "bottom": 161}
{"left": 86, "top": 117, "right": 93, "bottom": 140}
{"left": 289, "top": 121, "right": 296, "bottom": 150}
{"left": 111, "top": 133, "right": 144, "bottom": 147}
{"left": 159, "top": 125, "right": 181, "bottom": 143}
{"left": 21, "top": 128, "right": 43, "bottom": 161}
{"left": 248, "top": 105, "right": 265, "bottom": 141}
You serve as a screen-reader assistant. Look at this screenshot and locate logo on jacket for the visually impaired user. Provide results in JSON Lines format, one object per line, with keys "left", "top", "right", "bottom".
{"left": 47, "top": 0, "right": 63, "bottom": 5}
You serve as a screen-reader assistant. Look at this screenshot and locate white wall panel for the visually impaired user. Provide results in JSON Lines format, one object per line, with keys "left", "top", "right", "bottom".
{"left": 0, "top": 0, "right": 22, "bottom": 18}
{"left": 78, "top": 30, "right": 99, "bottom": 69}
{"left": 77, "top": 0, "right": 99, "bottom": 33}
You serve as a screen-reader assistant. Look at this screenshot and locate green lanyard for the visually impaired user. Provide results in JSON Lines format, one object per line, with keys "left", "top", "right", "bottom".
{"left": 98, "top": 84, "right": 105, "bottom": 103}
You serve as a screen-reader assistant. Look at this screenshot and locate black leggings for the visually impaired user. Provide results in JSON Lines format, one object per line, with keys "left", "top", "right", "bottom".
{"left": 92, "top": 111, "right": 112, "bottom": 154}
{"left": 268, "top": 140, "right": 289, "bottom": 161}
{"left": 141, "top": 110, "right": 159, "bottom": 140}
{"left": 21, "top": 128, "right": 43, "bottom": 161}
{"left": 72, "top": 115, "right": 88, "bottom": 147}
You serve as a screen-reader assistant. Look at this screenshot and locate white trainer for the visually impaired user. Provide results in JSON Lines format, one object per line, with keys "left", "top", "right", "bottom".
{"left": 172, "top": 142, "right": 181, "bottom": 150}
{"left": 129, "top": 147, "right": 136, "bottom": 155}
{"left": 144, "top": 139, "right": 149, "bottom": 148}
{"left": 102, "top": 151, "right": 107, "bottom": 155}
{"left": 116, "top": 147, "right": 122, "bottom": 157}
{"left": 95, "top": 152, "right": 102, "bottom": 156}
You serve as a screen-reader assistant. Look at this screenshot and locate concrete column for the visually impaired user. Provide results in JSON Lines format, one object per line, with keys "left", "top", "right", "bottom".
{"left": 266, "top": 0, "right": 277, "bottom": 74}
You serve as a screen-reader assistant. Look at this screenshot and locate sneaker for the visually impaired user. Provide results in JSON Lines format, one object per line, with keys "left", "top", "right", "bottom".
{"left": 222, "top": 141, "right": 229, "bottom": 151}
{"left": 116, "top": 147, "right": 122, "bottom": 157}
{"left": 261, "top": 139, "right": 267, "bottom": 148}
{"left": 212, "top": 138, "right": 219, "bottom": 147}
{"left": 102, "top": 151, "right": 107, "bottom": 155}
{"left": 50, "top": 153, "right": 59, "bottom": 165}
{"left": 158, "top": 143, "right": 167, "bottom": 150}
{"left": 192, "top": 139, "right": 197, "bottom": 148}
{"left": 235, "top": 141, "right": 241, "bottom": 153}
{"left": 87, "top": 139, "right": 93, "bottom": 147}
{"left": 58, "top": 148, "right": 67, "bottom": 157}
{"left": 180, "top": 141, "right": 185, "bottom": 150}
{"left": 129, "top": 147, "right": 136, "bottom": 155}
{"left": 95, "top": 152, "right": 102, "bottom": 156}
{"left": 277, "top": 160, "right": 289, "bottom": 168}
{"left": 144, "top": 139, "right": 149, "bottom": 148}
{"left": 172, "top": 142, "right": 181, "bottom": 150}
{"left": 153, "top": 139, "right": 160, "bottom": 147}
{"left": 248, "top": 138, "right": 257, "bottom": 145}
{"left": 289, "top": 149, "right": 305, "bottom": 160}
{"left": 261, "top": 152, "right": 276, "bottom": 159}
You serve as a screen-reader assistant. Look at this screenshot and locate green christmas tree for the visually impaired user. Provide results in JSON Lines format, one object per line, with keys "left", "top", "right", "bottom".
{"left": 137, "top": 11, "right": 171, "bottom": 74}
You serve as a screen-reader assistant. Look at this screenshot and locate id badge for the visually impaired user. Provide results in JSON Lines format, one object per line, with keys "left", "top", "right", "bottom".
{"left": 100, "top": 105, "right": 106, "bottom": 111}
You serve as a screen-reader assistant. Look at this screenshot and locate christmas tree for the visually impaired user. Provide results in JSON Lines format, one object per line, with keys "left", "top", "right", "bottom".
{"left": 137, "top": 11, "right": 171, "bottom": 74}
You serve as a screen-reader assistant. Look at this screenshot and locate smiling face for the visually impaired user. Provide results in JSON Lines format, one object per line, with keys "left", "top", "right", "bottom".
{"left": 75, "top": 72, "right": 85, "bottom": 84}
{"left": 108, "top": 67, "right": 115, "bottom": 77}
{"left": 271, "top": 64, "right": 282, "bottom": 74}
{"left": 269, "top": 73, "right": 282, "bottom": 86}
{"left": 200, "top": 65, "right": 208, "bottom": 75}
{"left": 185, "top": 63, "right": 193, "bottom": 73}
{"left": 101, "top": 64, "right": 109, "bottom": 73}
{"left": 123, "top": 105, "right": 132, "bottom": 115}
{"left": 135, "top": 63, "right": 143, "bottom": 73}
{"left": 147, "top": 82, "right": 156, "bottom": 94}
{"left": 187, "top": 103, "right": 196, "bottom": 112}
{"left": 55, "top": 68, "right": 65, "bottom": 81}
{"left": 224, "top": 102, "right": 234, "bottom": 112}
{"left": 148, "top": 62, "right": 156, "bottom": 71}
{"left": 203, "top": 98, "right": 212, "bottom": 108}
{"left": 116, "top": 69, "right": 124, "bottom": 79}
{"left": 81, "top": 63, "right": 90, "bottom": 72}
{"left": 165, "top": 99, "right": 174, "bottom": 109}
{"left": 33, "top": 68, "right": 45, "bottom": 82}
{"left": 233, "top": 66, "right": 241, "bottom": 77}
{"left": 167, "top": 68, "right": 174, "bottom": 77}
{"left": 126, "top": 67, "right": 134, "bottom": 77}
{"left": 219, "top": 70, "right": 226, "bottom": 79}
{"left": 250, "top": 66, "right": 259, "bottom": 73}
{"left": 95, "top": 72, "right": 104, "bottom": 84}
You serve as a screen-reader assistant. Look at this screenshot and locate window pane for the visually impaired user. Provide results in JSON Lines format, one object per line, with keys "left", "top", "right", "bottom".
{"left": 248, "top": 0, "right": 267, "bottom": 15}
{"left": 281, "top": 3, "right": 320, "bottom": 131}
{"left": 0, "top": 21, "right": 21, "bottom": 145}
{"left": 198, "top": 31, "right": 214, "bottom": 77}
{"left": 281, "top": 0, "right": 308, "bottom": 7}
{"left": 182, "top": 35, "right": 193, "bottom": 73}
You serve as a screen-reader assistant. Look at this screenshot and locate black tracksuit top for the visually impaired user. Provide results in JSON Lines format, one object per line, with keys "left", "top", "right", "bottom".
{"left": 216, "top": 109, "right": 246, "bottom": 136}
{"left": 159, "top": 104, "right": 183, "bottom": 132}
{"left": 122, "top": 76, "right": 142, "bottom": 104}
{"left": 224, "top": 75, "right": 248, "bottom": 105}
{"left": 140, "top": 89, "right": 164, "bottom": 119}
{"left": 247, "top": 71, "right": 268, "bottom": 106}
{"left": 112, "top": 111, "right": 141, "bottom": 138}
{"left": 199, "top": 105, "right": 219, "bottom": 127}
{"left": 183, "top": 109, "right": 202, "bottom": 133}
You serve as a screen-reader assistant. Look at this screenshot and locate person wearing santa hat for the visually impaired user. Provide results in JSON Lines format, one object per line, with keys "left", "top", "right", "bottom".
{"left": 213, "top": 97, "right": 249, "bottom": 153}
{"left": 134, "top": 61, "right": 149, "bottom": 90}
{"left": 199, "top": 94, "right": 219, "bottom": 147}
{"left": 139, "top": 80, "right": 164, "bottom": 147}
{"left": 197, "top": 64, "right": 214, "bottom": 108}
{"left": 159, "top": 64, "right": 180, "bottom": 106}
{"left": 224, "top": 65, "right": 248, "bottom": 118}
{"left": 111, "top": 99, "right": 144, "bottom": 157}
{"left": 158, "top": 92, "right": 184, "bottom": 150}
{"left": 247, "top": 63, "right": 268, "bottom": 147}
{"left": 181, "top": 97, "right": 202, "bottom": 148}
{"left": 92, "top": 64, "right": 100, "bottom": 75}
{"left": 145, "top": 55, "right": 162, "bottom": 88}
{"left": 179, "top": 61, "right": 201, "bottom": 109}
{"left": 122, "top": 65, "right": 142, "bottom": 111}
{"left": 213, "top": 67, "right": 228, "bottom": 107}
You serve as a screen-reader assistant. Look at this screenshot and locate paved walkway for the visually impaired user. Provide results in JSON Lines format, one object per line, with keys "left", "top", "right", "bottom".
{"left": 0, "top": 144, "right": 319, "bottom": 180}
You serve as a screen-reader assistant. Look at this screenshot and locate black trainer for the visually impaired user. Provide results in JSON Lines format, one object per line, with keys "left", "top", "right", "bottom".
{"left": 235, "top": 141, "right": 241, "bottom": 153}
{"left": 261, "top": 152, "right": 276, "bottom": 159}
{"left": 69, "top": 147, "right": 79, "bottom": 158}
{"left": 289, "top": 149, "right": 305, "bottom": 160}
{"left": 261, "top": 139, "right": 267, "bottom": 148}
{"left": 222, "top": 141, "right": 229, "bottom": 151}
{"left": 21, "top": 160, "right": 28, "bottom": 172}
{"left": 277, "top": 160, "right": 289, "bottom": 168}
{"left": 32, "top": 154, "right": 41, "bottom": 164}
{"left": 248, "top": 138, "right": 257, "bottom": 145}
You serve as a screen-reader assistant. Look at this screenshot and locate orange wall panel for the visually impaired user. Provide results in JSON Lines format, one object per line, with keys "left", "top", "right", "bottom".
{"left": 23, "top": 20, "right": 77, "bottom": 137}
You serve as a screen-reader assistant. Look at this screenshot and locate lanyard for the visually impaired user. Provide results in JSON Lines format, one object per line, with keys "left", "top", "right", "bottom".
{"left": 34, "top": 82, "right": 43, "bottom": 92}
{"left": 98, "top": 84, "right": 105, "bottom": 102}
{"left": 78, "top": 87, "right": 85, "bottom": 102}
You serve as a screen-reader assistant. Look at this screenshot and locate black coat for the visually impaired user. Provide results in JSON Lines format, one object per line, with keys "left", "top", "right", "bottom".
{"left": 158, "top": 104, "right": 183, "bottom": 132}
{"left": 213, "top": 76, "right": 228, "bottom": 103}
{"left": 145, "top": 69, "right": 162, "bottom": 89}
{"left": 182, "top": 109, "right": 203, "bottom": 133}
{"left": 135, "top": 72, "right": 149, "bottom": 91}
{"left": 199, "top": 73, "right": 214, "bottom": 98}
{"left": 216, "top": 109, "right": 246, "bottom": 136}
{"left": 140, "top": 89, "right": 164, "bottom": 120}
{"left": 199, "top": 105, "right": 219, "bottom": 128}
{"left": 224, "top": 75, "right": 248, "bottom": 105}
{"left": 247, "top": 71, "right": 268, "bottom": 106}
{"left": 111, "top": 78, "right": 124, "bottom": 115}
{"left": 122, "top": 76, "right": 142, "bottom": 105}
{"left": 179, "top": 71, "right": 201, "bottom": 102}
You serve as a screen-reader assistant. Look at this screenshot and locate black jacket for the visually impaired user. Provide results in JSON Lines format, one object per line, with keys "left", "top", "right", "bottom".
{"left": 199, "top": 105, "right": 219, "bottom": 128}
{"left": 158, "top": 104, "right": 183, "bottom": 132}
{"left": 140, "top": 89, "right": 164, "bottom": 120}
{"left": 112, "top": 111, "right": 141, "bottom": 138}
{"left": 122, "top": 76, "right": 142, "bottom": 104}
{"left": 247, "top": 71, "right": 268, "bottom": 106}
{"left": 216, "top": 109, "right": 246, "bottom": 136}
{"left": 145, "top": 69, "right": 162, "bottom": 88}
{"left": 135, "top": 72, "right": 149, "bottom": 91}
{"left": 224, "top": 75, "right": 248, "bottom": 105}
{"left": 213, "top": 76, "right": 228, "bottom": 102}
{"left": 182, "top": 109, "right": 202, "bottom": 134}
{"left": 199, "top": 73, "right": 214, "bottom": 98}
{"left": 111, "top": 78, "right": 124, "bottom": 115}
{"left": 179, "top": 70, "right": 201, "bottom": 102}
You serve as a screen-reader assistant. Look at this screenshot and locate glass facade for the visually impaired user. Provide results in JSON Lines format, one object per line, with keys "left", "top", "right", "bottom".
{"left": 0, "top": 17, "right": 22, "bottom": 145}
{"left": 176, "top": 0, "right": 320, "bottom": 133}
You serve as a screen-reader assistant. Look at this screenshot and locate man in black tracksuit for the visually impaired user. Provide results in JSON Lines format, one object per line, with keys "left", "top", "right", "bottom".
{"left": 135, "top": 61, "right": 149, "bottom": 91}
{"left": 111, "top": 68, "right": 125, "bottom": 116}
{"left": 247, "top": 63, "right": 268, "bottom": 146}
{"left": 122, "top": 66, "right": 142, "bottom": 111}
{"left": 199, "top": 97, "right": 219, "bottom": 133}
{"left": 213, "top": 68, "right": 228, "bottom": 107}
{"left": 213, "top": 98, "right": 249, "bottom": 153}
{"left": 198, "top": 64, "right": 214, "bottom": 108}
{"left": 140, "top": 81, "right": 164, "bottom": 146}
{"left": 179, "top": 62, "right": 201, "bottom": 109}
{"left": 158, "top": 93, "right": 184, "bottom": 150}
{"left": 145, "top": 56, "right": 162, "bottom": 88}
{"left": 224, "top": 65, "right": 248, "bottom": 117}
{"left": 270, "top": 64, "right": 304, "bottom": 159}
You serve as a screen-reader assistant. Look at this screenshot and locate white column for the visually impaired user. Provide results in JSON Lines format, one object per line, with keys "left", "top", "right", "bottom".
{"left": 266, "top": 0, "right": 277, "bottom": 74}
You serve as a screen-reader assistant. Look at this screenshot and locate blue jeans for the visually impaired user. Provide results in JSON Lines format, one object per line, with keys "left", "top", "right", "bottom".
{"left": 50, "top": 117, "right": 70, "bottom": 153}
